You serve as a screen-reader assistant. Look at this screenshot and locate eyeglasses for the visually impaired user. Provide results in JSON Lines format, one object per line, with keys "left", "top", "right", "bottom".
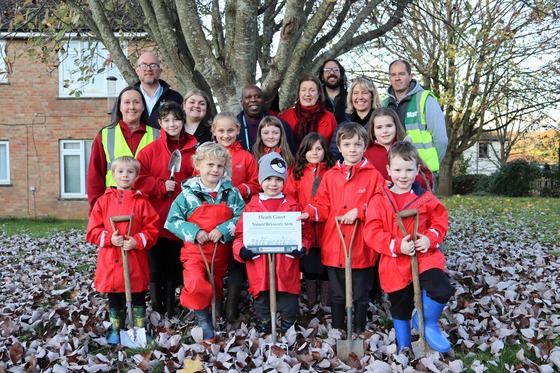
{"left": 323, "top": 67, "right": 340, "bottom": 73}
{"left": 137, "top": 63, "right": 160, "bottom": 70}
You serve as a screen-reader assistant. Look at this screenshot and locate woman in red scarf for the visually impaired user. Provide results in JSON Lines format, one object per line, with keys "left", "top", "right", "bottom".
{"left": 280, "top": 76, "right": 338, "bottom": 149}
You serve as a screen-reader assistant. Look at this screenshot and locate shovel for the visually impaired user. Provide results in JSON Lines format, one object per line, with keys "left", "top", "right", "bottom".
{"left": 197, "top": 242, "right": 219, "bottom": 332}
{"left": 334, "top": 217, "right": 364, "bottom": 363}
{"left": 110, "top": 215, "right": 148, "bottom": 348}
{"left": 167, "top": 149, "right": 182, "bottom": 197}
{"left": 261, "top": 253, "right": 289, "bottom": 356}
{"left": 395, "top": 209, "right": 430, "bottom": 356}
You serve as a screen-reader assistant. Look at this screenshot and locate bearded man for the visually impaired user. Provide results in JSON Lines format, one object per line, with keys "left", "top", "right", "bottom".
{"left": 317, "top": 59, "right": 348, "bottom": 124}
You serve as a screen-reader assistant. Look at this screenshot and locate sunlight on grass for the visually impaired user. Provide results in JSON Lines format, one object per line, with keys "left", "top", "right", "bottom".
{"left": 0, "top": 217, "right": 87, "bottom": 238}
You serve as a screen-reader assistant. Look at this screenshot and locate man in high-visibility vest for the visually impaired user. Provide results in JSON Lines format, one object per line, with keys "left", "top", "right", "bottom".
{"left": 384, "top": 60, "right": 448, "bottom": 176}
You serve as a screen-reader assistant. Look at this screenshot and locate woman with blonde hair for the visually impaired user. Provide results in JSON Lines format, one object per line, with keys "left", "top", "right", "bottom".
{"left": 329, "top": 77, "right": 382, "bottom": 159}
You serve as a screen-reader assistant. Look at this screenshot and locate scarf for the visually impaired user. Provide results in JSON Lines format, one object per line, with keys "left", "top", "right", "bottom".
{"left": 294, "top": 102, "right": 325, "bottom": 148}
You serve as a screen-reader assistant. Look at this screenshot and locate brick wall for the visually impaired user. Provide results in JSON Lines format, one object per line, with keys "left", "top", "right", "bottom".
{"left": 0, "top": 40, "right": 105, "bottom": 218}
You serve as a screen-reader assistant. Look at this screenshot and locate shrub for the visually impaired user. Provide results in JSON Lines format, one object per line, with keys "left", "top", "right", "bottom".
{"left": 489, "top": 159, "right": 541, "bottom": 197}
{"left": 452, "top": 174, "right": 493, "bottom": 195}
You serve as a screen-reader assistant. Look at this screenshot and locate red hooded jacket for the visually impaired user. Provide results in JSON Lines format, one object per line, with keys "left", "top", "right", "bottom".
{"left": 135, "top": 130, "right": 198, "bottom": 240}
{"left": 364, "top": 182, "right": 448, "bottom": 293}
{"left": 86, "top": 188, "right": 159, "bottom": 293}
{"left": 284, "top": 162, "right": 329, "bottom": 247}
{"left": 226, "top": 141, "right": 260, "bottom": 201}
{"left": 233, "top": 194, "right": 311, "bottom": 297}
{"left": 302, "top": 159, "right": 384, "bottom": 268}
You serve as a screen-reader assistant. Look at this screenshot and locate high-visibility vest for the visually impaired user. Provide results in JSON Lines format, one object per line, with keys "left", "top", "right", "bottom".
{"left": 101, "top": 124, "right": 159, "bottom": 186}
{"left": 385, "top": 90, "right": 440, "bottom": 171}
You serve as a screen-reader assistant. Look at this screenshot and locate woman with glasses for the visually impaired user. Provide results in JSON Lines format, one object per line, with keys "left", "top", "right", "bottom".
{"left": 279, "top": 75, "right": 338, "bottom": 149}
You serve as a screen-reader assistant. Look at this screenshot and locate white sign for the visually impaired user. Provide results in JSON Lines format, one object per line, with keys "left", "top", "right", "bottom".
{"left": 243, "top": 212, "right": 302, "bottom": 254}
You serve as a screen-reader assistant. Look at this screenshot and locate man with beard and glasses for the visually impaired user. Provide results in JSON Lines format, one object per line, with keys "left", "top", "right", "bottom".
{"left": 111, "top": 52, "right": 183, "bottom": 128}
{"left": 317, "top": 59, "right": 348, "bottom": 124}
{"left": 236, "top": 84, "right": 296, "bottom": 154}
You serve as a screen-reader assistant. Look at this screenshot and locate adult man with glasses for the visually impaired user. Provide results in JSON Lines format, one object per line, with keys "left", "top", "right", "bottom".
{"left": 112, "top": 52, "right": 183, "bottom": 128}
{"left": 317, "top": 59, "right": 348, "bottom": 124}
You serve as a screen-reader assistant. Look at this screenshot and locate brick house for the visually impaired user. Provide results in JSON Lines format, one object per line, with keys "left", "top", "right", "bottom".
{"left": 0, "top": 34, "right": 180, "bottom": 219}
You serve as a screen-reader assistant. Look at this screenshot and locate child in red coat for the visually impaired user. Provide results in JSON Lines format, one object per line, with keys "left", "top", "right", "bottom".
{"left": 252, "top": 116, "right": 295, "bottom": 167}
{"left": 136, "top": 102, "right": 198, "bottom": 318}
{"left": 284, "top": 133, "right": 335, "bottom": 308}
{"left": 364, "top": 107, "right": 433, "bottom": 190}
{"left": 211, "top": 111, "right": 260, "bottom": 323}
{"left": 86, "top": 156, "right": 159, "bottom": 345}
{"left": 299, "top": 122, "right": 384, "bottom": 333}
{"left": 233, "top": 152, "right": 311, "bottom": 333}
{"left": 364, "top": 141, "right": 454, "bottom": 353}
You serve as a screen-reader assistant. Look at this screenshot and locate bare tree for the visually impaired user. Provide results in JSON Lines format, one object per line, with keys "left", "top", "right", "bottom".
{"left": 2, "top": 0, "right": 413, "bottom": 112}
{"left": 354, "top": 0, "right": 560, "bottom": 195}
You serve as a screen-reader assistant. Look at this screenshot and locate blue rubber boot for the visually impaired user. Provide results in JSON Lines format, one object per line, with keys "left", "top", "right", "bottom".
{"left": 412, "top": 290, "right": 451, "bottom": 353}
{"left": 194, "top": 308, "right": 214, "bottom": 342}
{"left": 393, "top": 319, "right": 412, "bottom": 352}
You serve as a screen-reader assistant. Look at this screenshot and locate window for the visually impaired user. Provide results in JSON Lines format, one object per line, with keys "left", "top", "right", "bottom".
{"left": 478, "top": 142, "right": 489, "bottom": 159}
{"left": 60, "top": 140, "right": 93, "bottom": 198}
{"left": 0, "top": 141, "right": 9, "bottom": 184}
{"left": 58, "top": 40, "right": 128, "bottom": 98}
{"left": 0, "top": 40, "right": 8, "bottom": 84}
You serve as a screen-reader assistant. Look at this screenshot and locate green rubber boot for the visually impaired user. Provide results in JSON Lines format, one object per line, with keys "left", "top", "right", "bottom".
{"left": 108, "top": 308, "right": 125, "bottom": 345}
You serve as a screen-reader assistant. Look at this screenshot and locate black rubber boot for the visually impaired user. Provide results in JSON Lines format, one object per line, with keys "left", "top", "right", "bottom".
{"left": 331, "top": 303, "right": 346, "bottom": 329}
{"left": 225, "top": 283, "right": 242, "bottom": 324}
{"left": 354, "top": 303, "right": 368, "bottom": 334}
{"left": 149, "top": 282, "right": 164, "bottom": 314}
{"left": 165, "top": 281, "right": 176, "bottom": 318}
{"left": 305, "top": 280, "right": 318, "bottom": 308}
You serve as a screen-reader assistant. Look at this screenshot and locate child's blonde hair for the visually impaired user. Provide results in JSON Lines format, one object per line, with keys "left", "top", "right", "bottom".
{"left": 211, "top": 111, "right": 241, "bottom": 132}
{"left": 252, "top": 116, "right": 295, "bottom": 166}
{"left": 336, "top": 121, "right": 368, "bottom": 146}
{"left": 111, "top": 156, "right": 140, "bottom": 173}
{"left": 192, "top": 142, "right": 232, "bottom": 171}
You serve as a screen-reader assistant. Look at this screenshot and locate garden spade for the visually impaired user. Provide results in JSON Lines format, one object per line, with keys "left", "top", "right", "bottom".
{"left": 395, "top": 209, "right": 430, "bottom": 357}
{"left": 110, "top": 215, "right": 148, "bottom": 348}
{"left": 334, "top": 217, "right": 364, "bottom": 363}
{"left": 197, "top": 242, "right": 218, "bottom": 331}
{"left": 167, "top": 150, "right": 182, "bottom": 197}
{"left": 261, "top": 253, "right": 289, "bottom": 356}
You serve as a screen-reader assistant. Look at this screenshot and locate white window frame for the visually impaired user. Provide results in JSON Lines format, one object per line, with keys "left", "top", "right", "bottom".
{"left": 59, "top": 140, "right": 93, "bottom": 198}
{"left": 0, "top": 141, "right": 10, "bottom": 184}
{"left": 0, "top": 40, "right": 8, "bottom": 84}
{"left": 58, "top": 39, "right": 128, "bottom": 98}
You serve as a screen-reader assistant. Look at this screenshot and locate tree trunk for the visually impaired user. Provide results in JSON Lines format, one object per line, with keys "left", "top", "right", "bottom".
{"left": 437, "top": 154, "right": 454, "bottom": 197}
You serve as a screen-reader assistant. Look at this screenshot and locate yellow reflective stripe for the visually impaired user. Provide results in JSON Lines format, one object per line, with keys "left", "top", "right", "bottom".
{"left": 101, "top": 126, "right": 158, "bottom": 186}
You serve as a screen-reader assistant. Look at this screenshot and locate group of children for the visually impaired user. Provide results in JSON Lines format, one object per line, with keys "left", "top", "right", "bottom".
{"left": 86, "top": 102, "right": 453, "bottom": 353}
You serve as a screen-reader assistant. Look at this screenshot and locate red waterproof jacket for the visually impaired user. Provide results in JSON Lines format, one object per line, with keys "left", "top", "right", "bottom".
{"left": 279, "top": 108, "right": 338, "bottom": 145}
{"left": 226, "top": 141, "right": 260, "bottom": 201}
{"left": 364, "top": 141, "right": 433, "bottom": 190}
{"left": 284, "top": 162, "right": 329, "bottom": 247}
{"left": 86, "top": 188, "right": 159, "bottom": 293}
{"left": 233, "top": 194, "right": 312, "bottom": 297}
{"left": 364, "top": 182, "right": 448, "bottom": 293}
{"left": 302, "top": 159, "right": 384, "bottom": 269}
{"left": 135, "top": 130, "right": 198, "bottom": 240}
